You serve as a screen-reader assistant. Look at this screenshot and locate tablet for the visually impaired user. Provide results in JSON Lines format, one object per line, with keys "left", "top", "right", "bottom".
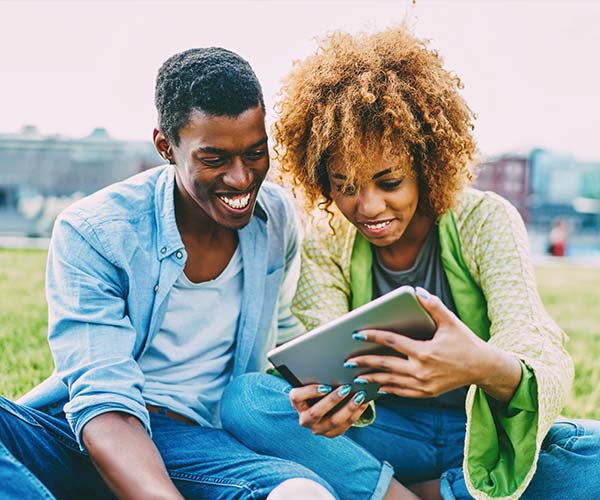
{"left": 267, "top": 285, "right": 436, "bottom": 403}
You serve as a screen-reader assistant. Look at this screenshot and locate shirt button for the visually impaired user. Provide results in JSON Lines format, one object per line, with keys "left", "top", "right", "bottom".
{"left": 160, "top": 247, "right": 167, "bottom": 254}
{"left": 154, "top": 284, "right": 160, "bottom": 293}
{"left": 175, "top": 251, "right": 183, "bottom": 259}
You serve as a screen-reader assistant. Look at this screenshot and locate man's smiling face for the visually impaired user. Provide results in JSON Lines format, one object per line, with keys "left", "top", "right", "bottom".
{"left": 167, "top": 106, "right": 270, "bottom": 229}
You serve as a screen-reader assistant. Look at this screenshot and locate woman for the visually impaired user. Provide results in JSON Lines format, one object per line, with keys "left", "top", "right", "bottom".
{"left": 221, "top": 27, "right": 600, "bottom": 499}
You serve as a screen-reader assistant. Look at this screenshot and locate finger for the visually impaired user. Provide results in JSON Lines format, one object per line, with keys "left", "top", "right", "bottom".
{"left": 289, "top": 384, "right": 333, "bottom": 411}
{"left": 297, "top": 384, "right": 353, "bottom": 427}
{"left": 415, "top": 287, "right": 455, "bottom": 326}
{"left": 354, "top": 328, "right": 421, "bottom": 357}
{"left": 346, "top": 354, "right": 412, "bottom": 374}
{"left": 377, "top": 384, "right": 431, "bottom": 399}
{"left": 318, "top": 391, "right": 371, "bottom": 437}
{"left": 353, "top": 372, "right": 416, "bottom": 388}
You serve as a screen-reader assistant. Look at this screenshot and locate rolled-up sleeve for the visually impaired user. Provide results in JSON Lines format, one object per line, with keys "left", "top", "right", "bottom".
{"left": 47, "top": 213, "right": 150, "bottom": 450}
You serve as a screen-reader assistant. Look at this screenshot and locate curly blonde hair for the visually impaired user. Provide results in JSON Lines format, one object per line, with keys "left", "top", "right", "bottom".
{"left": 274, "top": 26, "right": 477, "bottom": 219}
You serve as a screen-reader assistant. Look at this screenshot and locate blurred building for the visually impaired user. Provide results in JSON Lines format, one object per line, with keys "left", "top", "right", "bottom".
{"left": 0, "top": 125, "right": 161, "bottom": 235}
{"left": 474, "top": 153, "right": 531, "bottom": 221}
{"left": 475, "top": 148, "right": 600, "bottom": 231}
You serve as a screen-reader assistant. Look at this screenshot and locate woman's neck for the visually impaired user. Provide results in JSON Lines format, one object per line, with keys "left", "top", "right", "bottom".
{"left": 375, "top": 213, "right": 434, "bottom": 272}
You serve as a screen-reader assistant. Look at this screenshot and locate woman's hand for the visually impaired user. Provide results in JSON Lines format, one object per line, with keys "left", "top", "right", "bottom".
{"left": 288, "top": 383, "right": 371, "bottom": 438}
{"left": 346, "top": 287, "right": 522, "bottom": 402}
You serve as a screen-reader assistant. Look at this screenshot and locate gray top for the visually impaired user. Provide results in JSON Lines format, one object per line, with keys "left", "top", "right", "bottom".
{"left": 372, "top": 225, "right": 467, "bottom": 410}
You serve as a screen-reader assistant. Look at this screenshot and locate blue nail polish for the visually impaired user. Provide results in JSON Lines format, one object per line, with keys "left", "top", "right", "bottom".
{"left": 353, "top": 391, "right": 366, "bottom": 405}
{"left": 343, "top": 361, "right": 357, "bottom": 368}
{"left": 416, "top": 287, "right": 429, "bottom": 299}
{"left": 338, "top": 384, "right": 351, "bottom": 396}
{"left": 352, "top": 333, "right": 367, "bottom": 341}
{"left": 353, "top": 378, "right": 368, "bottom": 385}
{"left": 377, "top": 390, "right": 388, "bottom": 396}
{"left": 318, "top": 385, "right": 332, "bottom": 394}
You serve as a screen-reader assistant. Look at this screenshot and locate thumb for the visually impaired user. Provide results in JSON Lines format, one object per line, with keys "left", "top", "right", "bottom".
{"left": 415, "top": 286, "right": 453, "bottom": 326}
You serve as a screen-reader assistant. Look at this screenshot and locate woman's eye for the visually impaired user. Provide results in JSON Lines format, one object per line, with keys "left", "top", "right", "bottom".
{"left": 335, "top": 184, "right": 357, "bottom": 196}
{"left": 380, "top": 180, "right": 403, "bottom": 191}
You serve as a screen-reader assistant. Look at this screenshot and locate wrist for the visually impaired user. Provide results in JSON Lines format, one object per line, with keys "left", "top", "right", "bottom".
{"left": 474, "top": 344, "right": 523, "bottom": 402}
{"left": 469, "top": 340, "right": 497, "bottom": 387}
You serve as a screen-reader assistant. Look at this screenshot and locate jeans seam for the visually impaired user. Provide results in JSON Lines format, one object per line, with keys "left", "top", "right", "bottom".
{"left": 0, "top": 402, "right": 44, "bottom": 428}
{"left": 169, "top": 471, "right": 257, "bottom": 496}
{"left": 0, "top": 443, "right": 55, "bottom": 499}
{"left": 45, "top": 426, "right": 85, "bottom": 455}
{"left": 548, "top": 421, "right": 584, "bottom": 452}
{"left": 561, "top": 433, "right": 582, "bottom": 452}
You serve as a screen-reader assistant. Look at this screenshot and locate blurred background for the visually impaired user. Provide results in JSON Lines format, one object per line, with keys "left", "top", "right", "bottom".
{"left": 1, "top": 0, "right": 599, "bottom": 256}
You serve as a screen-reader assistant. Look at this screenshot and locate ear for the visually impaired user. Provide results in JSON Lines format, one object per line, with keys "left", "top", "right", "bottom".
{"left": 153, "top": 129, "right": 173, "bottom": 164}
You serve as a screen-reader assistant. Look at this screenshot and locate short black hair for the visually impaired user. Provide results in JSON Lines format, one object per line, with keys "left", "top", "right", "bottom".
{"left": 155, "top": 47, "right": 265, "bottom": 145}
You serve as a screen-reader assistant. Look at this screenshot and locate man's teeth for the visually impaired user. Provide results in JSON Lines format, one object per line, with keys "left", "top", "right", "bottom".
{"left": 218, "top": 192, "right": 251, "bottom": 209}
{"left": 364, "top": 220, "right": 392, "bottom": 230}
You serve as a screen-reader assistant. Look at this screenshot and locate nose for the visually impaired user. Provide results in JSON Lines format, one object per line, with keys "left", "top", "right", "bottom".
{"left": 223, "top": 157, "right": 254, "bottom": 191}
{"left": 356, "top": 185, "right": 386, "bottom": 219}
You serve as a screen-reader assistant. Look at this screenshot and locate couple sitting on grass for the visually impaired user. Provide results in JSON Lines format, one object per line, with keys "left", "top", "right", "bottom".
{"left": 1, "top": 26, "right": 599, "bottom": 500}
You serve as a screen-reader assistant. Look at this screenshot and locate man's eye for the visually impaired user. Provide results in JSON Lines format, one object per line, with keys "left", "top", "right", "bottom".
{"left": 244, "top": 150, "right": 267, "bottom": 161}
{"left": 380, "top": 180, "right": 403, "bottom": 191}
{"left": 201, "top": 157, "right": 226, "bottom": 167}
{"left": 335, "top": 184, "right": 357, "bottom": 196}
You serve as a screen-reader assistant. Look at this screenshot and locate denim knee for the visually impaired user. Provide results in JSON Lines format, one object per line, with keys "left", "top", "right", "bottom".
{"left": 221, "top": 373, "right": 291, "bottom": 429}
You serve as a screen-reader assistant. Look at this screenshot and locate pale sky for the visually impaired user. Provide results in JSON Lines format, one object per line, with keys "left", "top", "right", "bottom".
{"left": 1, "top": 0, "right": 599, "bottom": 160}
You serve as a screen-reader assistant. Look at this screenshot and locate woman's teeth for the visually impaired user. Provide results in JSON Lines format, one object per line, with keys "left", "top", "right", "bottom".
{"left": 218, "top": 192, "right": 251, "bottom": 209}
{"left": 363, "top": 220, "right": 392, "bottom": 230}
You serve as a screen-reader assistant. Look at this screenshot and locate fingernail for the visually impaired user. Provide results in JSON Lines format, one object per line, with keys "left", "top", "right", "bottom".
{"left": 352, "top": 332, "right": 367, "bottom": 341}
{"left": 338, "top": 384, "right": 351, "bottom": 396}
{"left": 377, "top": 390, "right": 388, "bottom": 396}
{"left": 353, "top": 378, "right": 368, "bottom": 385}
{"left": 343, "top": 361, "right": 357, "bottom": 368}
{"left": 416, "top": 287, "right": 429, "bottom": 299}
{"left": 318, "top": 385, "right": 332, "bottom": 394}
{"left": 353, "top": 391, "right": 366, "bottom": 405}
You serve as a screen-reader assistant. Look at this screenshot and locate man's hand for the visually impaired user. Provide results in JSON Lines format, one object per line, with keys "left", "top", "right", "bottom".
{"left": 83, "top": 412, "right": 183, "bottom": 500}
{"left": 345, "top": 287, "right": 522, "bottom": 403}
{"left": 289, "top": 384, "right": 370, "bottom": 438}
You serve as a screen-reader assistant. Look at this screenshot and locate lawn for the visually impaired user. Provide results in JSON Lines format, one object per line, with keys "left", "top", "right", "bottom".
{"left": 0, "top": 248, "right": 598, "bottom": 419}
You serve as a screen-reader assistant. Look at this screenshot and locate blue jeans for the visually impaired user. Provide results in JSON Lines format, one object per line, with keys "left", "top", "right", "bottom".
{"left": 221, "top": 373, "right": 600, "bottom": 500}
{"left": 0, "top": 395, "right": 335, "bottom": 499}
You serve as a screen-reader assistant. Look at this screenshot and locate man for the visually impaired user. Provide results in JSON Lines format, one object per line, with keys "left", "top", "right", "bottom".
{"left": 0, "top": 48, "right": 334, "bottom": 499}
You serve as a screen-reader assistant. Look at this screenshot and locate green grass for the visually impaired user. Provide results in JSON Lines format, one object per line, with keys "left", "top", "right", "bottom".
{"left": 535, "top": 264, "right": 600, "bottom": 419}
{"left": 0, "top": 249, "right": 53, "bottom": 397}
{"left": 0, "top": 248, "right": 598, "bottom": 419}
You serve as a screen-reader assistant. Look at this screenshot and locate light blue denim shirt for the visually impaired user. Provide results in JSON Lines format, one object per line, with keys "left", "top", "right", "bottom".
{"left": 18, "top": 165, "right": 304, "bottom": 449}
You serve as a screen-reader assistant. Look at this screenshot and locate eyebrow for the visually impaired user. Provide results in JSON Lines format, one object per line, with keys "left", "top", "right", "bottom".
{"left": 372, "top": 168, "right": 393, "bottom": 179}
{"left": 197, "top": 137, "right": 268, "bottom": 155}
{"left": 332, "top": 168, "right": 394, "bottom": 181}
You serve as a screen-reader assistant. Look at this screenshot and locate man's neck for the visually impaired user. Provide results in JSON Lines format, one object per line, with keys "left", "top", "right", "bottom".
{"left": 173, "top": 179, "right": 230, "bottom": 240}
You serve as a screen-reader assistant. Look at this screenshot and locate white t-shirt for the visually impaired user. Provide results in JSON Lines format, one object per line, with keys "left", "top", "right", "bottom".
{"left": 139, "top": 246, "right": 242, "bottom": 427}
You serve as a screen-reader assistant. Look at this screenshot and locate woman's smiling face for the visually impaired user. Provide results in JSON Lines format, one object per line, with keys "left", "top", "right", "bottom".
{"left": 327, "top": 153, "right": 421, "bottom": 248}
